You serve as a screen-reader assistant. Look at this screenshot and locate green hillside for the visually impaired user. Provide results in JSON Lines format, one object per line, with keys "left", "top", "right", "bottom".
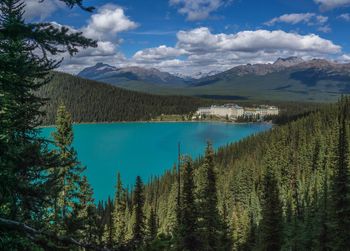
{"left": 37, "top": 72, "right": 214, "bottom": 125}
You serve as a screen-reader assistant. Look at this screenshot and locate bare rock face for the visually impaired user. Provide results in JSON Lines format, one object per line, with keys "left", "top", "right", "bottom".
{"left": 273, "top": 57, "right": 304, "bottom": 68}
{"left": 213, "top": 57, "right": 305, "bottom": 78}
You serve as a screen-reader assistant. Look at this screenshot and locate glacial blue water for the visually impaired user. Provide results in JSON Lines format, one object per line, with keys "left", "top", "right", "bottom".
{"left": 40, "top": 122, "right": 271, "bottom": 202}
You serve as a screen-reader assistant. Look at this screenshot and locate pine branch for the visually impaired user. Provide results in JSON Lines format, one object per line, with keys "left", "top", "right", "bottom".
{"left": 0, "top": 217, "right": 110, "bottom": 251}
{"left": 39, "top": 0, "right": 95, "bottom": 12}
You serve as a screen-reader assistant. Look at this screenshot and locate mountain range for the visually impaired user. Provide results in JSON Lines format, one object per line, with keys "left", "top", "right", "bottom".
{"left": 77, "top": 57, "right": 350, "bottom": 102}
{"left": 78, "top": 63, "right": 189, "bottom": 86}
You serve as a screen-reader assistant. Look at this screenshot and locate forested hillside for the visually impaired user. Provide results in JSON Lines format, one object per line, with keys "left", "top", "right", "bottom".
{"left": 38, "top": 72, "right": 211, "bottom": 124}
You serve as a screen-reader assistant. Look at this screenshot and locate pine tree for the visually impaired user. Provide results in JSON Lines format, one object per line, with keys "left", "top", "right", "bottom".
{"left": 332, "top": 97, "right": 350, "bottom": 250}
{"left": 0, "top": 0, "right": 60, "bottom": 224}
{"left": 84, "top": 204, "right": 100, "bottom": 246}
{"left": 51, "top": 104, "right": 86, "bottom": 234}
{"left": 146, "top": 208, "right": 158, "bottom": 243}
{"left": 260, "top": 169, "right": 283, "bottom": 251}
{"left": 317, "top": 138, "right": 333, "bottom": 251}
{"left": 68, "top": 175, "right": 96, "bottom": 243}
{"left": 219, "top": 199, "right": 233, "bottom": 251}
{"left": 0, "top": 0, "right": 95, "bottom": 248}
{"left": 196, "top": 142, "right": 222, "bottom": 250}
{"left": 112, "top": 172, "right": 127, "bottom": 247}
{"left": 132, "top": 176, "right": 145, "bottom": 250}
{"left": 175, "top": 157, "right": 199, "bottom": 251}
{"left": 102, "top": 197, "right": 114, "bottom": 249}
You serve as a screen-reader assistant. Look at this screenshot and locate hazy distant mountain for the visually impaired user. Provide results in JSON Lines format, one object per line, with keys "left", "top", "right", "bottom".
{"left": 194, "top": 57, "right": 306, "bottom": 81}
{"left": 192, "top": 57, "right": 350, "bottom": 87}
{"left": 75, "top": 58, "right": 350, "bottom": 102}
{"left": 191, "top": 70, "right": 223, "bottom": 79}
{"left": 78, "top": 63, "right": 188, "bottom": 86}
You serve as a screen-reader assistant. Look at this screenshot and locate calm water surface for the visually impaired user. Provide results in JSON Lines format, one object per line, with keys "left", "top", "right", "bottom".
{"left": 41, "top": 122, "right": 271, "bottom": 201}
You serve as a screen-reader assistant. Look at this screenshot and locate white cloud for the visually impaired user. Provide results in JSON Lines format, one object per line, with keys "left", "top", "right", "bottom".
{"left": 338, "top": 13, "right": 350, "bottom": 21}
{"left": 318, "top": 25, "right": 332, "bottom": 33}
{"left": 55, "top": 5, "right": 137, "bottom": 73}
{"left": 133, "top": 45, "right": 186, "bottom": 62}
{"left": 59, "top": 43, "right": 126, "bottom": 73}
{"left": 169, "top": 0, "right": 230, "bottom": 21}
{"left": 24, "top": 0, "right": 64, "bottom": 20}
{"left": 176, "top": 28, "right": 340, "bottom": 54}
{"left": 76, "top": 41, "right": 117, "bottom": 57}
{"left": 59, "top": 25, "right": 342, "bottom": 75}
{"left": 82, "top": 4, "right": 138, "bottom": 40}
{"left": 339, "top": 54, "right": 350, "bottom": 61}
{"left": 314, "top": 0, "right": 350, "bottom": 10}
{"left": 265, "top": 13, "right": 315, "bottom": 26}
{"left": 265, "top": 13, "right": 328, "bottom": 26}
{"left": 315, "top": 15, "right": 329, "bottom": 24}
{"left": 125, "top": 28, "right": 342, "bottom": 75}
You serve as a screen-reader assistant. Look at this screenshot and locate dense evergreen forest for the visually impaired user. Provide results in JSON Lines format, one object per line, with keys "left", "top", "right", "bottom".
{"left": 39, "top": 72, "right": 323, "bottom": 125}
{"left": 1, "top": 0, "right": 350, "bottom": 250}
{"left": 38, "top": 72, "right": 215, "bottom": 125}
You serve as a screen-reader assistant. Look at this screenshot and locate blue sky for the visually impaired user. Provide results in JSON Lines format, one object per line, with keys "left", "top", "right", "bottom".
{"left": 25, "top": 0, "right": 350, "bottom": 75}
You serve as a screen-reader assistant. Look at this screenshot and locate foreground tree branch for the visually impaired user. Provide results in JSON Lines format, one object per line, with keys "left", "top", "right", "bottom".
{"left": 0, "top": 217, "right": 110, "bottom": 251}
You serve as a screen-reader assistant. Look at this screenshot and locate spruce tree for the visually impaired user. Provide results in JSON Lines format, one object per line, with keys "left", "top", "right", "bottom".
{"left": 132, "top": 176, "right": 145, "bottom": 250}
{"left": 76, "top": 176, "right": 98, "bottom": 245}
{"left": 176, "top": 157, "right": 199, "bottom": 251}
{"left": 332, "top": 97, "right": 350, "bottom": 250}
{"left": 52, "top": 104, "right": 86, "bottom": 234}
{"left": 112, "top": 172, "right": 127, "bottom": 247}
{"left": 102, "top": 197, "right": 114, "bottom": 249}
{"left": 260, "top": 169, "right": 283, "bottom": 251}
{"left": 146, "top": 208, "right": 158, "bottom": 243}
{"left": 196, "top": 142, "right": 222, "bottom": 250}
{"left": 0, "top": 0, "right": 95, "bottom": 248}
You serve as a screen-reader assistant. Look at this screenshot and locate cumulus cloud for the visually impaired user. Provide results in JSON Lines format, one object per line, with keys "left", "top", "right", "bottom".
{"left": 59, "top": 42, "right": 127, "bottom": 73}
{"left": 338, "top": 13, "right": 350, "bottom": 21}
{"left": 59, "top": 24, "right": 342, "bottom": 75}
{"left": 24, "top": 0, "right": 64, "bottom": 20}
{"left": 318, "top": 25, "right": 332, "bottom": 33}
{"left": 339, "top": 54, "right": 350, "bottom": 61}
{"left": 265, "top": 13, "right": 328, "bottom": 26}
{"left": 314, "top": 0, "right": 350, "bottom": 11}
{"left": 82, "top": 4, "right": 138, "bottom": 40}
{"left": 169, "top": 0, "right": 230, "bottom": 21}
{"left": 55, "top": 4, "right": 137, "bottom": 73}
{"left": 124, "top": 28, "right": 342, "bottom": 76}
{"left": 133, "top": 45, "right": 186, "bottom": 62}
{"left": 176, "top": 27, "right": 340, "bottom": 54}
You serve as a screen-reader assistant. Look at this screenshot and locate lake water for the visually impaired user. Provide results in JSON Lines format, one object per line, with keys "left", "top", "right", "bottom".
{"left": 40, "top": 122, "right": 271, "bottom": 201}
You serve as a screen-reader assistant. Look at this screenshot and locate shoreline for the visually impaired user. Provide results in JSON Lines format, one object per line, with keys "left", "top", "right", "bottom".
{"left": 38, "top": 119, "right": 274, "bottom": 128}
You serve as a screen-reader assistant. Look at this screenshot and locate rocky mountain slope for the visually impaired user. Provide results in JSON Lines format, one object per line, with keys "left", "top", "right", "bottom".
{"left": 78, "top": 63, "right": 188, "bottom": 86}
{"left": 76, "top": 58, "right": 350, "bottom": 102}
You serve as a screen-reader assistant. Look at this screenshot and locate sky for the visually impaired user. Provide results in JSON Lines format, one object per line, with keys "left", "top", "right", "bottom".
{"left": 25, "top": 0, "right": 350, "bottom": 75}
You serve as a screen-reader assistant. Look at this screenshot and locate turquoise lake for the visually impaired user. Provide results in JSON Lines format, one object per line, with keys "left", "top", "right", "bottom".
{"left": 40, "top": 122, "right": 271, "bottom": 201}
